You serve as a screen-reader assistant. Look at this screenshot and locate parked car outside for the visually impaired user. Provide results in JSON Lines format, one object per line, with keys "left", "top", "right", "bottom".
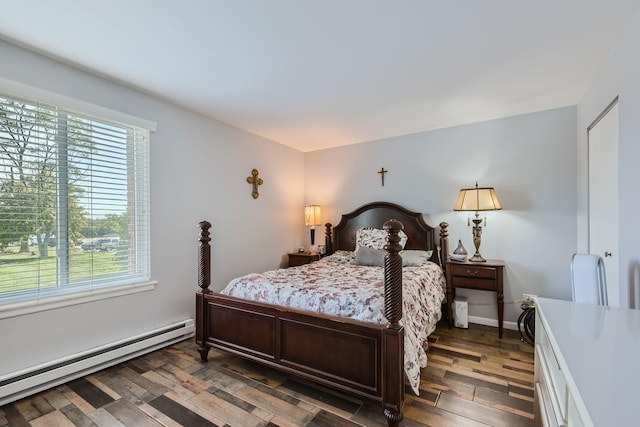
{"left": 96, "top": 237, "right": 119, "bottom": 252}
{"left": 81, "top": 236, "right": 120, "bottom": 251}
{"left": 81, "top": 238, "right": 97, "bottom": 251}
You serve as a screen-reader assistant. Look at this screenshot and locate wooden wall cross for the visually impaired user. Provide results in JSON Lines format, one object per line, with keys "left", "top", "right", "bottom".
{"left": 246, "top": 168, "right": 263, "bottom": 199}
{"left": 378, "top": 167, "right": 388, "bottom": 186}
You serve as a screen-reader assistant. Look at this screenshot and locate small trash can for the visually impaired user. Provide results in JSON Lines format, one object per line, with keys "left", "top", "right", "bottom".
{"left": 453, "top": 295, "right": 468, "bottom": 329}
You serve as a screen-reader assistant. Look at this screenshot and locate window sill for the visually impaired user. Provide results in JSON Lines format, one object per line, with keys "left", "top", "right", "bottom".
{"left": 0, "top": 281, "right": 157, "bottom": 320}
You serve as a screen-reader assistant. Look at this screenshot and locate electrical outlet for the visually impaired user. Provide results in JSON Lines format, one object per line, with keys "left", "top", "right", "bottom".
{"left": 522, "top": 293, "right": 537, "bottom": 302}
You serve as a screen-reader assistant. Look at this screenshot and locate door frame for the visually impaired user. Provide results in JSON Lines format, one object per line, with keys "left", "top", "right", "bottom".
{"left": 587, "top": 95, "right": 619, "bottom": 306}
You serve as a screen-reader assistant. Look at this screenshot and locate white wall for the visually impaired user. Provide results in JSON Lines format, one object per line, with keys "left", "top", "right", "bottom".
{"left": 577, "top": 7, "right": 640, "bottom": 309}
{"left": 0, "top": 40, "right": 305, "bottom": 376}
{"left": 305, "top": 106, "right": 577, "bottom": 324}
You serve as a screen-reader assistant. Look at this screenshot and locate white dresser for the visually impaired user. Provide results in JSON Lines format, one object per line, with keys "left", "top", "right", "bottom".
{"left": 535, "top": 297, "right": 640, "bottom": 427}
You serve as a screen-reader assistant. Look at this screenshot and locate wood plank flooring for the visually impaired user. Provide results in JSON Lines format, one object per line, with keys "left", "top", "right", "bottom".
{"left": 0, "top": 322, "right": 534, "bottom": 426}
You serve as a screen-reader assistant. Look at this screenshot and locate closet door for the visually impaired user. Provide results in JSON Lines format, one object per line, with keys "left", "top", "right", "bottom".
{"left": 588, "top": 99, "right": 619, "bottom": 307}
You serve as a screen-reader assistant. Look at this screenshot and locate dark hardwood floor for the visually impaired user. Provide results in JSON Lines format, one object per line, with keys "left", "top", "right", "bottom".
{"left": 0, "top": 322, "right": 534, "bottom": 426}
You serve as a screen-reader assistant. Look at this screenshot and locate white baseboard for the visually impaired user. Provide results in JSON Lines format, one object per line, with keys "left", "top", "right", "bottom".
{"left": 0, "top": 319, "right": 194, "bottom": 406}
{"left": 468, "top": 315, "right": 518, "bottom": 331}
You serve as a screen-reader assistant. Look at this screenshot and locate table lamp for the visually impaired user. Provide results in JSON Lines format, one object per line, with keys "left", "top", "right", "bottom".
{"left": 304, "top": 205, "right": 322, "bottom": 247}
{"left": 453, "top": 182, "right": 501, "bottom": 262}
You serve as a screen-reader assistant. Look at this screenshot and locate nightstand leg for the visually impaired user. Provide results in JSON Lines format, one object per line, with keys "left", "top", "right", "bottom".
{"left": 498, "top": 291, "right": 504, "bottom": 338}
{"left": 447, "top": 286, "right": 455, "bottom": 328}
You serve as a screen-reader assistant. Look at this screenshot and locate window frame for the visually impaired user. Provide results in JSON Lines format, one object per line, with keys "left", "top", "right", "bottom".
{"left": 0, "top": 78, "right": 157, "bottom": 319}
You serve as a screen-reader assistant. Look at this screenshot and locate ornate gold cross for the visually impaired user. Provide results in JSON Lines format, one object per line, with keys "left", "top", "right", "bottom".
{"left": 378, "top": 167, "right": 388, "bottom": 186}
{"left": 246, "top": 168, "right": 263, "bottom": 199}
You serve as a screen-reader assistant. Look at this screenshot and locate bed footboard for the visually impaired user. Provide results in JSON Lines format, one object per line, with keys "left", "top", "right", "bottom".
{"left": 202, "top": 294, "right": 385, "bottom": 397}
{"left": 195, "top": 219, "right": 407, "bottom": 426}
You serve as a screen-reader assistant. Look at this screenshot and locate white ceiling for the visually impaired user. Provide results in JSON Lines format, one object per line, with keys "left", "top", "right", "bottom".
{"left": 0, "top": 1, "right": 638, "bottom": 152}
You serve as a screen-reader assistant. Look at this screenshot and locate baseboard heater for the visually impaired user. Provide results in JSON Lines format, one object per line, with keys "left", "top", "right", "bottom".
{"left": 0, "top": 319, "right": 195, "bottom": 406}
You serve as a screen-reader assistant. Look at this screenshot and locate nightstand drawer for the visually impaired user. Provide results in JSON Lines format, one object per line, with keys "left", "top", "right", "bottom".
{"left": 288, "top": 253, "right": 319, "bottom": 267}
{"left": 451, "top": 276, "right": 497, "bottom": 290}
{"left": 450, "top": 264, "right": 497, "bottom": 279}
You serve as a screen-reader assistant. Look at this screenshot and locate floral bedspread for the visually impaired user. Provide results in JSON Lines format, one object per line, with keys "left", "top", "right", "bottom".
{"left": 219, "top": 251, "right": 446, "bottom": 394}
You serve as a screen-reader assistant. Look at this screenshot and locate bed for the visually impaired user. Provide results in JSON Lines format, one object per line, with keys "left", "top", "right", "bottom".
{"left": 195, "top": 202, "right": 449, "bottom": 426}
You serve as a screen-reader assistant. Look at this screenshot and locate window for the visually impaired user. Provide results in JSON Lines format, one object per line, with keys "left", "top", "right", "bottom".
{"left": 0, "top": 90, "right": 151, "bottom": 308}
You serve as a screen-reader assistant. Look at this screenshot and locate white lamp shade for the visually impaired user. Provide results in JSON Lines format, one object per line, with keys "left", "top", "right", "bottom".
{"left": 304, "top": 205, "right": 322, "bottom": 226}
{"left": 454, "top": 186, "right": 501, "bottom": 212}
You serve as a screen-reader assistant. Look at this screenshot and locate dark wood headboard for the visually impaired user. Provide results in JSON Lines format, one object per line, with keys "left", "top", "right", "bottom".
{"left": 324, "top": 202, "right": 447, "bottom": 263}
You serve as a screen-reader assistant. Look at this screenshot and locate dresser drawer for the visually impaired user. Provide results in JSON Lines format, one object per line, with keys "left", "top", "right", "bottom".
{"left": 449, "top": 264, "right": 497, "bottom": 279}
{"left": 535, "top": 344, "right": 567, "bottom": 427}
{"left": 535, "top": 381, "right": 565, "bottom": 427}
{"left": 536, "top": 340, "right": 567, "bottom": 425}
{"left": 537, "top": 327, "right": 567, "bottom": 420}
{"left": 567, "top": 392, "right": 586, "bottom": 427}
{"left": 451, "top": 276, "right": 497, "bottom": 290}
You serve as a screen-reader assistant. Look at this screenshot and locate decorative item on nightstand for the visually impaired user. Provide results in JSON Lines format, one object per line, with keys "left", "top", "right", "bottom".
{"left": 451, "top": 239, "right": 468, "bottom": 261}
{"left": 453, "top": 182, "right": 501, "bottom": 262}
{"left": 304, "top": 205, "right": 322, "bottom": 247}
{"left": 317, "top": 244, "right": 326, "bottom": 257}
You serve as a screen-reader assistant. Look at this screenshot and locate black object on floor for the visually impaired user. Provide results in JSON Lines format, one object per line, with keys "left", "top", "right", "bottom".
{"left": 518, "top": 302, "right": 535, "bottom": 345}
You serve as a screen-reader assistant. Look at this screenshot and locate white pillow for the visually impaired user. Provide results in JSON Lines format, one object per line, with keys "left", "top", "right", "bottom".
{"left": 400, "top": 250, "right": 433, "bottom": 267}
{"left": 354, "top": 247, "right": 386, "bottom": 266}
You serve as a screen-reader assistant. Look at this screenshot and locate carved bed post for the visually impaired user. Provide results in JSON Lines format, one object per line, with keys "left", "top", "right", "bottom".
{"left": 325, "top": 222, "right": 333, "bottom": 256}
{"left": 196, "top": 221, "right": 212, "bottom": 362}
{"left": 439, "top": 221, "right": 449, "bottom": 268}
{"left": 382, "top": 219, "right": 405, "bottom": 427}
{"left": 198, "top": 221, "right": 212, "bottom": 293}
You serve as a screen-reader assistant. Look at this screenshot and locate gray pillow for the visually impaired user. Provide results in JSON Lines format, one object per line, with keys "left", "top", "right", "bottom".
{"left": 400, "top": 250, "right": 433, "bottom": 267}
{"left": 354, "top": 246, "right": 386, "bottom": 266}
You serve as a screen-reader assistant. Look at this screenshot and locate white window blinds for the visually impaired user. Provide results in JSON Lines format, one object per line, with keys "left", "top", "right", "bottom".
{"left": 0, "top": 92, "right": 151, "bottom": 304}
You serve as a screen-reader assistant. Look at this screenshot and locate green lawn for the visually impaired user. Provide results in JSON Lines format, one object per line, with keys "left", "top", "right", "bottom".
{"left": 0, "top": 245, "right": 127, "bottom": 294}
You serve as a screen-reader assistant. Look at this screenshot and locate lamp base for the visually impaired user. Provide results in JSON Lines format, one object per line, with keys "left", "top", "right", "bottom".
{"left": 469, "top": 217, "right": 486, "bottom": 262}
{"left": 469, "top": 253, "right": 486, "bottom": 262}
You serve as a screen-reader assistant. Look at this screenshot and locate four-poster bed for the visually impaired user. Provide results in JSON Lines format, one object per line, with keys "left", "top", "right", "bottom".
{"left": 195, "top": 202, "right": 449, "bottom": 426}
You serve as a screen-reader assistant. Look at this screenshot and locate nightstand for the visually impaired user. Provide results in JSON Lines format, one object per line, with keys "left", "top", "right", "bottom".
{"left": 288, "top": 252, "right": 319, "bottom": 267}
{"left": 445, "top": 259, "right": 505, "bottom": 337}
